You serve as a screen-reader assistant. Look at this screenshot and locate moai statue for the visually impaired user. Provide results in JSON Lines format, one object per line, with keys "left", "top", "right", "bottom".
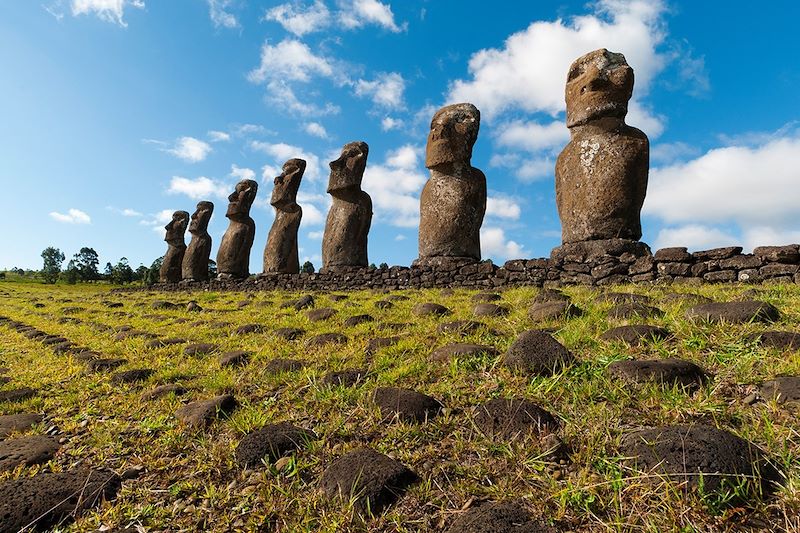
{"left": 554, "top": 49, "right": 649, "bottom": 252}
{"left": 216, "top": 179, "right": 258, "bottom": 279}
{"left": 321, "top": 142, "right": 372, "bottom": 271}
{"left": 263, "top": 158, "right": 306, "bottom": 274}
{"left": 159, "top": 210, "right": 190, "bottom": 283}
{"left": 181, "top": 201, "right": 214, "bottom": 281}
{"left": 416, "top": 103, "right": 486, "bottom": 267}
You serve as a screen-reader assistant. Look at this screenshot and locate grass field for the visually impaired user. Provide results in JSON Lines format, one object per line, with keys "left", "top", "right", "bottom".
{"left": 0, "top": 281, "right": 798, "bottom": 532}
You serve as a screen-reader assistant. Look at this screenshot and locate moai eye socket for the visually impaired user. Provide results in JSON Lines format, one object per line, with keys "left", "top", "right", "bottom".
{"left": 567, "top": 64, "right": 583, "bottom": 82}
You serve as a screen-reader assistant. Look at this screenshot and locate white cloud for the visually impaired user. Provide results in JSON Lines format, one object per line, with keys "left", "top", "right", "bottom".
{"left": 164, "top": 136, "right": 212, "bottom": 163}
{"left": 141, "top": 209, "right": 178, "bottom": 237}
{"left": 385, "top": 144, "right": 419, "bottom": 169}
{"left": 362, "top": 145, "right": 426, "bottom": 227}
{"left": 381, "top": 116, "right": 404, "bottom": 131}
{"left": 121, "top": 208, "right": 142, "bottom": 217}
{"left": 167, "top": 176, "right": 228, "bottom": 200}
{"left": 207, "top": 0, "right": 238, "bottom": 28}
{"left": 481, "top": 227, "right": 527, "bottom": 260}
{"left": 50, "top": 208, "right": 91, "bottom": 224}
{"left": 300, "top": 203, "right": 326, "bottom": 227}
{"left": 486, "top": 195, "right": 521, "bottom": 220}
{"left": 265, "top": 1, "right": 331, "bottom": 36}
{"left": 251, "top": 141, "right": 322, "bottom": 180}
{"left": 308, "top": 230, "right": 324, "bottom": 239}
{"left": 354, "top": 72, "right": 405, "bottom": 108}
{"left": 495, "top": 120, "right": 569, "bottom": 152}
{"left": 304, "top": 121, "right": 329, "bottom": 139}
{"left": 652, "top": 225, "right": 739, "bottom": 252}
{"left": 230, "top": 164, "right": 256, "bottom": 181}
{"left": 265, "top": 81, "right": 341, "bottom": 116}
{"left": 208, "top": 130, "right": 231, "bottom": 142}
{"left": 338, "top": 0, "right": 405, "bottom": 33}
{"left": 394, "top": 234, "right": 406, "bottom": 241}
{"left": 70, "top": 0, "right": 144, "bottom": 27}
{"left": 447, "top": 0, "right": 667, "bottom": 124}
{"left": 650, "top": 141, "right": 700, "bottom": 164}
{"left": 490, "top": 153, "right": 553, "bottom": 182}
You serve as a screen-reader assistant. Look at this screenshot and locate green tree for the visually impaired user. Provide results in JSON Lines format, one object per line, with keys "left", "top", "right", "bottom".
{"left": 379, "top": 262, "right": 389, "bottom": 269}
{"left": 134, "top": 264, "right": 148, "bottom": 282}
{"left": 40, "top": 247, "right": 65, "bottom": 284}
{"left": 110, "top": 257, "right": 135, "bottom": 284}
{"left": 62, "top": 260, "right": 79, "bottom": 284}
{"left": 72, "top": 247, "right": 100, "bottom": 281}
{"left": 208, "top": 259, "right": 217, "bottom": 279}
{"left": 301, "top": 261, "right": 315, "bottom": 274}
{"left": 145, "top": 256, "right": 163, "bottom": 286}
{"left": 103, "top": 262, "right": 113, "bottom": 280}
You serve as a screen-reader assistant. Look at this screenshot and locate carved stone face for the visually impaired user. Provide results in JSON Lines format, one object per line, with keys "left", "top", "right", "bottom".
{"left": 565, "top": 48, "right": 633, "bottom": 128}
{"left": 425, "top": 103, "right": 480, "bottom": 169}
{"left": 327, "top": 142, "right": 369, "bottom": 193}
{"left": 271, "top": 158, "right": 306, "bottom": 209}
{"left": 188, "top": 201, "right": 214, "bottom": 234}
{"left": 226, "top": 179, "right": 258, "bottom": 220}
{"left": 164, "top": 211, "right": 189, "bottom": 244}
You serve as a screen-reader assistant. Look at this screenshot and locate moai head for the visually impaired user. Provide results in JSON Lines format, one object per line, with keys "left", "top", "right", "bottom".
{"left": 225, "top": 179, "right": 258, "bottom": 220}
{"left": 271, "top": 158, "right": 306, "bottom": 209}
{"left": 164, "top": 211, "right": 189, "bottom": 244}
{"left": 188, "top": 201, "right": 214, "bottom": 235}
{"left": 425, "top": 103, "right": 480, "bottom": 169}
{"left": 565, "top": 48, "right": 634, "bottom": 128}
{"left": 327, "top": 142, "right": 369, "bottom": 193}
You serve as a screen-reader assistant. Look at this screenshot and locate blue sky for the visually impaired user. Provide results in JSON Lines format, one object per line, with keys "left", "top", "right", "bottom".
{"left": 2, "top": 0, "right": 799, "bottom": 271}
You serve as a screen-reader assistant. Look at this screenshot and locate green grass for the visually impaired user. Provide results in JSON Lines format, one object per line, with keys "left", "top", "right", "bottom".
{"left": 0, "top": 281, "right": 798, "bottom": 531}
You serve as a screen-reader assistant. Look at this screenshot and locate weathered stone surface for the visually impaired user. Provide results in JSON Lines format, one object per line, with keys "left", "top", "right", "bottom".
{"left": 0, "top": 413, "right": 42, "bottom": 439}
{"left": 720, "top": 254, "right": 763, "bottom": 270}
{"left": 474, "top": 398, "right": 558, "bottom": 439}
{"left": 319, "top": 448, "right": 418, "bottom": 514}
{"left": 219, "top": 350, "right": 250, "bottom": 367}
{"left": 760, "top": 263, "right": 799, "bottom": 277}
{"left": 608, "top": 358, "right": 706, "bottom": 388}
{"left": 0, "top": 435, "right": 60, "bottom": 471}
{"left": 657, "top": 262, "right": 692, "bottom": 277}
{"left": 417, "top": 103, "right": 485, "bottom": 265}
{"left": 692, "top": 246, "right": 743, "bottom": 261}
{"left": 654, "top": 247, "right": 691, "bottom": 262}
{"left": 0, "top": 468, "right": 121, "bottom": 532}
{"left": 704, "top": 270, "right": 737, "bottom": 283}
{"left": 753, "top": 244, "right": 800, "bottom": 264}
{"left": 235, "top": 324, "right": 264, "bottom": 335}
{"left": 111, "top": 368, "right": 154, "bottom": 384}
{"left": 528, "top": 301, "right": 582, "bottom": 321}
{"left": 142, "top": 384, "right": 188, "bottom": 400}
{"left": 365, "top": 336, "right": 401, "bottom": 356}
{"left": 375, "top": 300, "right": 394, "bottom": 309}
{"left": 686, "top": 301, "right": 780, "bottom": 323}
{"left": 503, "top": 330, "right": 575, "bottom": 376}
{"left": 322, "top": 369, "right": 367, "bottom": 387}
{"left": 0, "top": 387, "right": 36, "bottom": 404}
{"left": 175, "top": 394, "right": 236, "bottom": 427}
{"left": 760, "top": 377, "right": 800, "bottom": 404}
{"left": 556, "top": 49, "right": 648, "bottom": 244}
{"left": 235, "top": 422, "right": 316, "bottom": 468}
{"left": 751, "top": 331, "right": 800, "bottom": 350}
{"left": 600, "top": 325, "right": 671, "bottom": 345}
{"left": 274, "top": 327, "right": 305, "bottom": 340}
{"left": 217, "top": 179, "right": 258, "bottom": 279}
{"left": 413, "top": 302, "right": 452, "bottom": 317}
{"left": 322, "top": 142, "right": 372, "bottom": 270}
{"left": 445, "top": 500, "right": 557, "bottom": 533}
{"left": 551, "top": 239, "right": 651, "bottom": 263}
{"left": 183, "top": 343, "right": 218, "bottom": 356}
{"left": 373, "top": 387, "right": 443, "bottom": 422}
{"left": 472, "top": 292, "right": 502, "bottom": 302}
{"left": 532, "top": 289, "right": 569, "bottom": 304}
{"left": 159, "top": 210, "right": 190, "bottom": 283}
{"left": 306, "top": 307, "right": 337, "bottom": 322}
{"left": 181, "top": 201, "right": 214, "bottom": 281}
{"left": 597, "top": 292, "right": 652, "bottom": 304}
{"left": 473, "top": 303, "right": 508, "bottom": 317}
{"left": 429, "top": 343, "right": 499, "bottom": 362}
{"left": 306, "top": 333, "right": 347, "bottom": 347}
{"left": 607, "top": 302, "right": 664, "bottom": 320}
{"left": 344, "top": 314, "right": 375, "bottom": 327}
{"left": 87, "top": 358, "right": 126, "bottom": 372}
{"left": 263, "top": 159, "right": 305, "bottom": 274}
{"left": 619, "top": 425, "right": 780, "bottom": 497}
{"left": 265, "top": 358, "right": 304, "bottom": 374}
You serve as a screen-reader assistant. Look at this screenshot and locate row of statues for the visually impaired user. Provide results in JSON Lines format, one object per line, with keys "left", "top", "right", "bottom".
{"left": 159, "top": 48, "right": 649, "bottom": 283}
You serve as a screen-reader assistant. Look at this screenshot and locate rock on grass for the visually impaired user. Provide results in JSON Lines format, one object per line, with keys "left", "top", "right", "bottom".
{"left": 0, "top": 435, "right": 60, "bottom": 471}
{"left": 608, "top": 359, "right": 707, "bottom": 389}
{"left": 502, "top": 330, "right": 575, "bottom": 376}
{"left": 686, "top": 301, "right": 780, "bottom": 324}
{"left": 474, "top": 398, "right": 559, "bottom": 440}
{"left": 445, "top": 500, "right": 557, "bottom": 533}
{"left": 175, "top": 394, "right": 236, "bottom": 428}
{"left": 373, "top": 387, "right": 443, "bottom": 423}
{"left": 235, "top": 422, "right": 317, "bottom": 468}
{"left": 0, "top": 413, "right": 43, "bottom": 439}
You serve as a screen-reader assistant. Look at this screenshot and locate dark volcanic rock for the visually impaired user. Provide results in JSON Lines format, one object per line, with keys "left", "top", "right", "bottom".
{"left": 503, "top": 330, "right": 575, "bottom": 376}
{"left": 661, "top": 292, "right": 713, "bottom": 305}
{"left": 597, "top": 292, "right": 652, "bottom": 304}
{"left": 235, "top": 324, "right": 264, "bottom": 335}
{"left": 306, "top": 333, "right": 348, "bottom": 347}
{"left": 235, "top": 422, "right": 317, "bottom": 468}
{"left": 473, "top": 303, "right": 509, "bottom": 317}
{"left": 760, "top": 377, "right": 800, "bottom": 404}
{"left": 374, "top": 300, "right": 394, "bottom": 309}
{"left": 619, "top": 425, "right": 780, "bottom": 497}
{"left": 429, "top": 343, "right": 499, "bottom": 362}
{"left": 445, "top": 500, "right": 557, "bottom": 533}
{"left": 600, "top": 325, "right": 671, "bottom": 345}
{"left": 145, "top": 337, "right": 188, "bottom": 349}
{"left": 474, "top": 398, "right": 559, "bottom": 439}
{"left": 0, "top": 468, "right": 121, "bottom": 532}
{"left": 412, "top": 303, "right": 452, "bottom": 317}
{"left": 751, "top": 331, "right": 800, "bottom": 350}
{"left": 87, "top": 358, "right": 127, "bottom": 372}
{"left": 437, "top": 320, "right": 484, "bottom": 335}
{"left": 373, "top": 387, "right": 443, "bottom": 423}
{"left": 265, "top": 358, "right": 304, "bottom": 374}
{"left": 293, "top": 295, "right": 315, "bottom": 310}
{"left": 0, "top": 413, "right": 43, "bottom": 439}
{"left": 183, "top": 343, "right": 218, "bottom": 356}
{"left": 219, "top": 350, "right": 250, "bottom": 367}
{"left": 608, "top": 358, "right": 706, "bottom": 388}
{"left": 532, "top": 289, "right": 569, "bottom": 304}
{"left": 472, "top": 292, "right": 502, "bottom": 302}
{"left": 365, "top": 336, "right": 401, "bottom": 356}
{"left": 152, "top": 300, "right": 181, "bottom": 310}
{"left": 142, "top": 384, "right": 188, "bottom": 400}
{"left": 607, "top": 302, "right": 664, "bottom": 319}
{"left": 686, "top": 301, "right": 780, "bottom": 324}
{"left": 344, "top": 314, "right": 375, "bottom": 327}
{"left": 274, "top": 327, "right": 305, "bottom": 340}
{"left": 0, "top": 387, "right": 36, "bottom": 403}
{"left": 319, "top": 447, "right": 418, "bottom": 514}
{"left": 528, "top": 301, "right": 582, "bottom": 321}
{"left": 306, "top": 307, "right": 337, "bottom": 321}
{"left": 111, "top": 368, "right": 155, "bottom": 384}
{"left": 175, "top": 394, "right": 236, "bottom": 427}
{"left": 322, "top": 369, "right": 367, "bottom": 387}
{"left": 0, "top": 435, "right": 60, "bottom": 471}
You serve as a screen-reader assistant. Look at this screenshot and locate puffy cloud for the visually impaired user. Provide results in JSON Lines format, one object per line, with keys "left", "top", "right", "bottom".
{"left": 650, "top": 141, "right": 700, "bottom": 164}
{"left": 480, "top": 227, "right": 527, "bottom": 260}
{"left": 307, "top": 230, "right": 324, "bottom": 239}
{"left": 304, "top": 121, "right": 329, "bottom": 139}
{"left": 167, "top": 176, "right": 228, "bottom": 200}
{"left": 495, "top": 120, "right": 569, "bottom": 152}
{"left": 251, "top": 141, "right": 323, "bottom": 180}
{"left": 121, "top": 208, "right": 142, "bottom": 217}
{"left": 265, "top": 1, "right": 331, "bottom": 36}
{"left": 652, "top": 224, "right": 739, "bottom": 252}
{"left": 394, "top": 234, "right": 406, "bottom": 241}
{"left": 490, "top": 152, "right": 554, "bottom": 182}
{"left": 50, "top": 208, "right": 91, "bottom": 224}
{"left": 338, "top": 0, "right": 405, "bottom": 33}
{"left": 486, "top": 195, "right": 521, "bottom": 220}
{"left": 208, "top": 130, "right": 231, "bottom": 142}
{"left": 70, "top": 0, "right": 144, "bottom": 27}
{"left": 362, "top": 144, "right": 426, "bottom": 227}
{"left": 381, "top": 116, "right": 404, "bottom": 131}
{"left": 248, "top": 39, "right": 333, "bottom": 83}
{"left": 230, "top": 165, "right": 256, "bottom": 181}
{"left": 354, "top": 72, "right": 405, "bottom": 109}
{"left": 164, "top": 136, "right": 212, "bottom": 163}
{"left": 207, "top": 0, "right": 238, "bottom": 29}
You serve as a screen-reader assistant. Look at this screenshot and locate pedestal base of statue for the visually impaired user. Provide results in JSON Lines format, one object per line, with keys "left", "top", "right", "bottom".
{"left": 411, "top": 256, "right": 478, "bottom": 271}
{"left": 217, "top": 272, "right": 249, "bottom": 281}
{"left": 550, "top": 238, "right": 651, "bottom": 264}
{"left": 318, "top": 265, "right": 368, "bottom": 275}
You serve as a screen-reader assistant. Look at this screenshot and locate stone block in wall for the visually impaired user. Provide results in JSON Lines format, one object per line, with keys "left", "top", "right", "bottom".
{"left": 691, "top": 261, "right": 718, "bottom": 276}
{"left": 592, "top": 262, "right": 628, "bottom": 279}
{"left": 477, "top": 262, "right": 496, "bottom": 275}
{"left": 546, "top": 270, "right": 560, "bottom": 280}
{"left": 495, "top": 268, "right": 509, "bottom": 279}
{"left": 550, "top": 238, "right": 651, "bottom": 263}
{"left": 738, "top": 269, "right": 762, "bottom": 283}
{"left": 503, "top": 259, "right": 526, "bottom": 271}
{"left": 507, "top": 272, "right": 526, "bottom": 282}
{"left": 753, "top": 245, "right": 800, "bottom": 264}
{"left": 459, "top": 264, "right": 478, "bottom": 275}
{"left": 618, "top": 252, "right": 639, "bottom": 264}
{"left": 631, "top": 272, "right": 656, "bottom": 283}
{"left": 760, "top": 263, "right": 799, "bottom": 277}
{"left": 654, "top": 247, "right": 692, "bottom": 262}
{"left": 672, "top": 276, "right": 703, "bottom": 286}
{"left": 563, "top": 262, "right": 591, "bottom": 273}
{"left": 525, "top": 259, "right": 549, "bottom": 269}
{"left": 692, "top": 246, "right": 742, "bottom": 261}
{"left": 658, "top": 262, "right": 691, "bottom": 276}
{"left": 719, "top": 254, "right": 763, "bottom": 270}
{"left": 560, "top": 273, "right": 593, "bottom": 285}
{"left": 629, "top": 255, "right": 655, "bottom": 275}
{"left": 704, "top": 270, "right": 737, "bottom": 282}
{"left": 597, "top": 274, "right": 630, "bottom": 286}
{"left": 795, "top": 272, "right": 800, "bottom": 284}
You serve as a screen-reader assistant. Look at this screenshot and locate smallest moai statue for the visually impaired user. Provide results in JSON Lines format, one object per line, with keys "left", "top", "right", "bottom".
{"left": 263, "top": 158, "right": 306, "bottom": 274}
{"left": 216, "top": 179, "right": 258, "bottom": 280}
{"left": 181, "top": 201, "right": 214, "bottom": 281}
{"left": 159, "top": 210, "right": 189, "bottom": 283}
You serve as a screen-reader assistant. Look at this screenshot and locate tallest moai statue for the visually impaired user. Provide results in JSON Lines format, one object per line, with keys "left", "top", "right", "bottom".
{"left": 553, "top": 49, "right": 649, "bottom": 258}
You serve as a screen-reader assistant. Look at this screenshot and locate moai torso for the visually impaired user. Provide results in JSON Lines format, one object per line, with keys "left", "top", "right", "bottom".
{"left": 159, "top": 211, "right": 189, "bottom": 283}
{"left": 182, "top": 201, "right": 214, "bottom": 281}
{"left": 264, "top": 159, "right": 306, "bottom": 274}
{"left": 217, "top": 179, "right": 258, "bottom": 279}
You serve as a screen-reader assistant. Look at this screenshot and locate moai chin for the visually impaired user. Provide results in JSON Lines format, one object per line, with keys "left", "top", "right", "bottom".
{"left": 263, "top": 158, "right": 305, "bottom": 274}
{"left": 216, "top": 179, "right": 258, "bottom": 279}
{"left": 181, "top": 201, "right": 214, "bottom": 281}
{"left": 159, "top": 210, "right": 190, "bottom": 283}
{"left": 416, "top": 102, "right": 486, "bottom": 267}
{"left": 321, "top": 142, "right": 372, "bottom": 271}
{"left": 555, "top": 49, "right": 649, "bottom": 249}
